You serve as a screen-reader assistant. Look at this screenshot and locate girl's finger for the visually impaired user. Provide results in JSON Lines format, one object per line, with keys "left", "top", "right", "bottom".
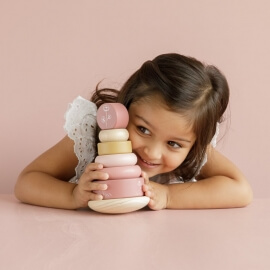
{"left": 141, "top": 171, "right": 149, "bottom": 184}
{"left": 88, "top": 181, "right": 108, "bottom": 192}
{"left": 144, "top": 190, "right": 152, "bottom": 198}
{"left": 80, "top": 170, "right": 109, "bottom": 185}
{"left": 84, "top": 162, "right": 103, "bottom": 173}
{"left": 82, "top": 191, "right": 103, "bottom": 203}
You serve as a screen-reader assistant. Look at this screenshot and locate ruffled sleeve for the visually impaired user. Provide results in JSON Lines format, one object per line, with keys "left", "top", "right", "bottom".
{"left": 64, "top": 96, "right": 97, "bottom": 183}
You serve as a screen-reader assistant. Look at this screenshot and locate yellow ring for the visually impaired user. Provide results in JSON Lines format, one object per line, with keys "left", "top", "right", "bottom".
{"left": 98, "top": 141, "right": 132, "bottom": 155}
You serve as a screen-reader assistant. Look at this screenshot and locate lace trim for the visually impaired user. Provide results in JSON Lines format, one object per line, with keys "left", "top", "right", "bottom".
{"left": 64, "top": 96, "right": 97, "bottom": 183}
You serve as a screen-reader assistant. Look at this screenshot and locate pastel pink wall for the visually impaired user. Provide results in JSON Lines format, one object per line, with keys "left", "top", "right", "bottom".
{"left": 1, "top": 1, "right": 269, "bottom": 197}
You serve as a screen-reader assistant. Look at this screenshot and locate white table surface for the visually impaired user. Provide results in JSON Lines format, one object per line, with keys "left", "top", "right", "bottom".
{"left": 1, "top": 194, "right": 269, "bottom": 270}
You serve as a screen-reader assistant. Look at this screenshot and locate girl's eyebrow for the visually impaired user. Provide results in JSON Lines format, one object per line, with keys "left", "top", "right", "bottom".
{"left": 134, "top": 114, "right": 153, "bottom": 128}
{"left": 171, "top": 136, "right": 192, "bottom": 144}
{"left": 134, "top": 114, "right": 192, "bottom": 143}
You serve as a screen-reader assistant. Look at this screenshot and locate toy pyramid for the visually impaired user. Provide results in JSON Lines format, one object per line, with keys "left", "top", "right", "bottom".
{"left": 88, "top": 103, "right": 149, "bottom": 214}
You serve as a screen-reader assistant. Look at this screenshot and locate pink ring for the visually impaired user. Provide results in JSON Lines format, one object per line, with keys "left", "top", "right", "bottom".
{"left": 94, "top": 178, "right": 144, "bottom": 199}
{"left": 98, "top": 165, "right": 141, "bottom": 180}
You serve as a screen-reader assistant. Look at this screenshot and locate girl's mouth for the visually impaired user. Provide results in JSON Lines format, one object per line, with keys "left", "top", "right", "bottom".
{"left": 137, "top": 154, "right": 160, "bottom": 168}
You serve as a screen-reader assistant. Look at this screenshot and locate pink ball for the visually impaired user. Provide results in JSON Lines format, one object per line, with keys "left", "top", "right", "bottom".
{"left": 97, "top": 103, "right": 129, "bottom": 130}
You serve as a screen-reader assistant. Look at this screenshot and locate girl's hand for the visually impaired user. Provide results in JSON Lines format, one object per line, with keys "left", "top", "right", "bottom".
{"left": 142, "top": 172, "right": 169, "bottom": 210}
{"left": 72, "top": 163, "right": 109, "bottom": 208}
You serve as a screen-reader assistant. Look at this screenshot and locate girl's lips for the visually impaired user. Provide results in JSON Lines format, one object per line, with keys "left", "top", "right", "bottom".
{"left": 136, "top": 154, "right": 160, "bottom": 168}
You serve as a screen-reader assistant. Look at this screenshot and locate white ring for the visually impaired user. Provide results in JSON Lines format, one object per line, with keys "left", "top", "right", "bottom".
{"left": 95, "top": 153, "right": 137, "bottom": 167}
{"left": 99, "top": 129, "right": 129, "bottom": 142}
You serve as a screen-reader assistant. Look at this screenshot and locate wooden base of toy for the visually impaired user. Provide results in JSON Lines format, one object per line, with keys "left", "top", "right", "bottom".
{"left": 88, "top": 196, "right": 150, "bottom": 214}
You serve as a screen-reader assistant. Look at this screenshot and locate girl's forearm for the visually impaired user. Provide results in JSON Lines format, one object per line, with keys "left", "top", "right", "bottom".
{"left": 14, "top": 172, "right": 78, "bottom": 209}
{"left": 166, "top": 176, "right": 253, "bottom": 209}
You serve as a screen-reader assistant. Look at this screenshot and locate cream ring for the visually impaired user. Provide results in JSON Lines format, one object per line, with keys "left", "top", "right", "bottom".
{"left": 99, "top": 129, "right": 129, "bottom": 142}
{"left": 93, "top": 178, "right": 144, "bottom": 200}
{"left": 98, "top": 141, "right": 132, "bottom": 155}
{"left": 95, "top": 153, "right": 137, "bottom": 167}
{"left": 97, "top": 103, "right": 129, "bottom": 130}
{"left": 98, "top": 165, "right": 141, "bottom": 180}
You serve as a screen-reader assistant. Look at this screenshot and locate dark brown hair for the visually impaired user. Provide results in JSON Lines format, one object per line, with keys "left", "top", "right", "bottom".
{"left": 91, "top": 53, "right": 229, "bottom": 181}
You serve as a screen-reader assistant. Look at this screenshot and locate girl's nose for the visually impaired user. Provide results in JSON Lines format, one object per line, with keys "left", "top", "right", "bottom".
{"left": 143, "top": 142, "right": 162, "bottom": 160}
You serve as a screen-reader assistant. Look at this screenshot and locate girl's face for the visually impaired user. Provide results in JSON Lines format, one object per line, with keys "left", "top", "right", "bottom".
{"left": 127, "top": 96, "right": 196, "bottom": 178}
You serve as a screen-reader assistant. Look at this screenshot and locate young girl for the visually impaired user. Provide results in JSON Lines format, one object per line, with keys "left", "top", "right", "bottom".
{"left": 14, "top": 53, "right": 253, "bottom": 210}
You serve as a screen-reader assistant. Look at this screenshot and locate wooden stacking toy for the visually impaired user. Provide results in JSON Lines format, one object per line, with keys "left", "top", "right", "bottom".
{"left": 88, "top": 103, "right": 150, "bottom": 214}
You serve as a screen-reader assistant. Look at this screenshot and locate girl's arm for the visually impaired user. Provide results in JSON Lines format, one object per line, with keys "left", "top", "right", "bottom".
{"left": 144, "top": 146, "right": 253, "bottom": 210}
{"left": 15, "top": 136, "right": 78, "bottom": 209}
{"left": 167, "top": 146, "right": 253, "bottom": 209}
{"left": 14, "top": 136, "right": 108, "bottom": 209}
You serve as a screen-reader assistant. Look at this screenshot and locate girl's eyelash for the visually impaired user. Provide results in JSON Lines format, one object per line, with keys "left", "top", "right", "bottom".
{"left": 168, "top": 141, "right": 182, "bottom": 148}
{"left": 137, "top": 126, "right": 150, "bottom": 134}
{"left": 136, "top": 126, "right": 182, "bottom": 148}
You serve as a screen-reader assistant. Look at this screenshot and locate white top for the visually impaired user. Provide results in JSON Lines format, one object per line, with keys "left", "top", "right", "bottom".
{"left": 64, "top": 96, "right": 218, "bottom": 184}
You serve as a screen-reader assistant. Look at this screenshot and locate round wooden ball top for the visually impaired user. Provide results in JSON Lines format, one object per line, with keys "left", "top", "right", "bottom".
{"left": 97, "top": 103, "right": 129, "bottom": 130}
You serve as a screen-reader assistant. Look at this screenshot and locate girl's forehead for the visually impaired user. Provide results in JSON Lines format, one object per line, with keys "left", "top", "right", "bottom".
{"left": 131, "top": 94, "right": 192, "bottom": 122}
{"left": 129, "top": 96, "right": 196, "bottom": 142}
{"left": 132, "top": 94, "right": 169, "bottom": 108}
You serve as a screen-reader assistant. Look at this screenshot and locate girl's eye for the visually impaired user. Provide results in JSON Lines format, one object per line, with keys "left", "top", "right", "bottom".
{"left": 168, "top": 141, "right": 181, "bottom": 149}
{"left": 137, "top": 126, "right": 150, "bottom": 135}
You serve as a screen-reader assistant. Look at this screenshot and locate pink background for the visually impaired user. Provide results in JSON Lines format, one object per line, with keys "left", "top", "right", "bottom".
{"left": 1, "top": 0, "right": 269, "bottom": 198}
